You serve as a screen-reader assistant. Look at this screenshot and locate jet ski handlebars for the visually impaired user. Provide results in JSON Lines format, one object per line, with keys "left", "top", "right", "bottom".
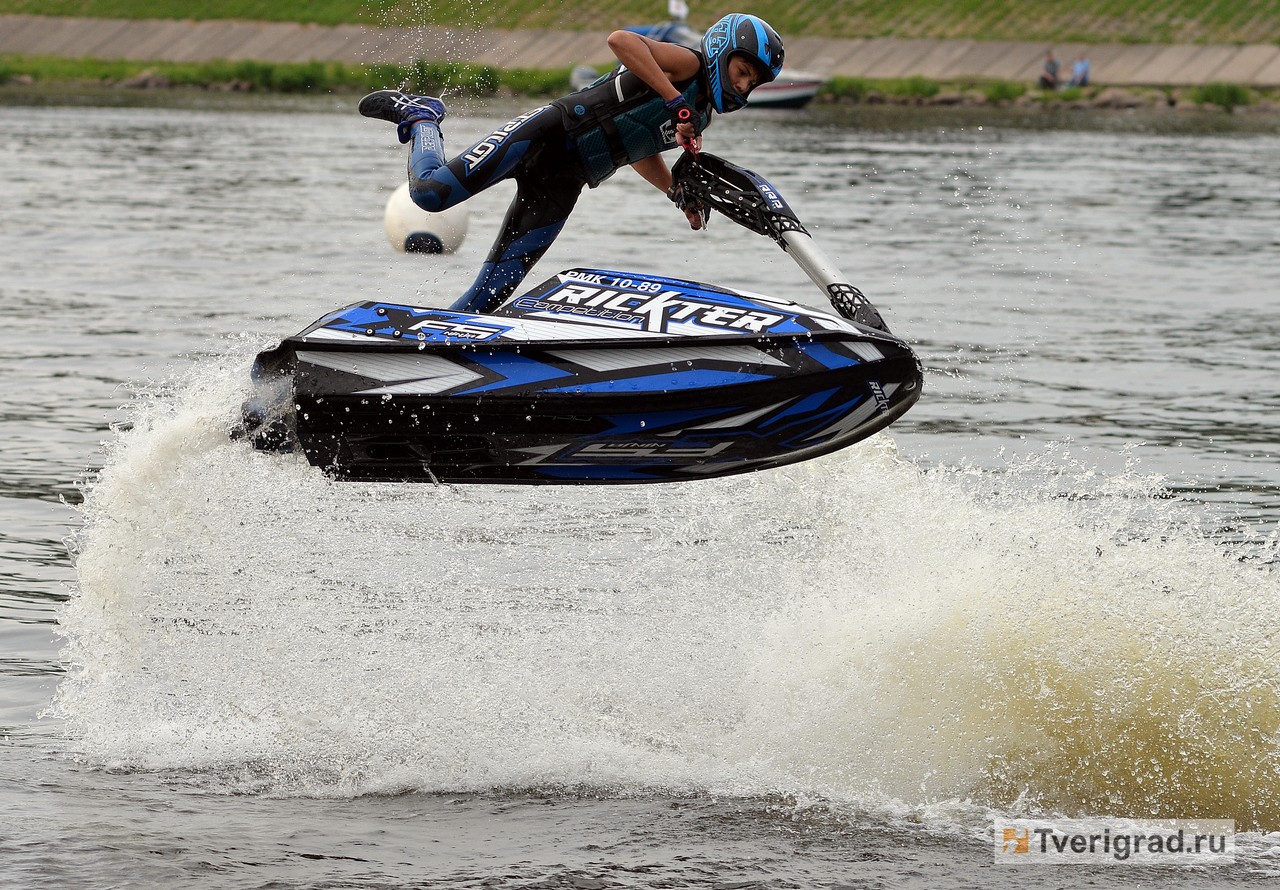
{"left": 671, "top": 151, "right": 889, "bottom": 332}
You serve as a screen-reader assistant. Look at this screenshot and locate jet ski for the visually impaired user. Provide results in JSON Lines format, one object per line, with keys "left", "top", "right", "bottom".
{"left": 237, "top": 152, "right": 923, "bottom": 484}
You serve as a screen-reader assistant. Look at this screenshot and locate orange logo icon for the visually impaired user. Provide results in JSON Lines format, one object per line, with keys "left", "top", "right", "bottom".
{"left": 1002, "top": 827, "right": 1029, "bottom": 854}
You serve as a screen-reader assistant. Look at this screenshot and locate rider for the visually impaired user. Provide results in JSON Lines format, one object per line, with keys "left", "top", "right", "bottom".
{"left": 358, "top": 13, "right": 785, "bottom": 313}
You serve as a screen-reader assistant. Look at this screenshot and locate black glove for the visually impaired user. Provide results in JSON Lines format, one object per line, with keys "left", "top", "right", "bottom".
{"left": 664, "top": 96, "right": 702, "bottom": 137}
{"left": 666, "top": 181, "right": 710, "bottom": 229}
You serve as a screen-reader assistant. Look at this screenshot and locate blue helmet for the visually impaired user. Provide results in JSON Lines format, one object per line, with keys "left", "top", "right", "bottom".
{"left": 700, "top": 13, "right": 785, "bottom": 113}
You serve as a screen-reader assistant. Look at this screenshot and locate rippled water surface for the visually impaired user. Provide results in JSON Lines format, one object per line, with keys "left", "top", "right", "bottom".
{"left": 2, "top": 95, "right": 1278, "bottom": 888}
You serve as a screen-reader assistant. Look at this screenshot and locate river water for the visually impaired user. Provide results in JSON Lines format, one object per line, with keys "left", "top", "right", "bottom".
{"left": 2, "top": 93, "right": 1278, "bottom": 888}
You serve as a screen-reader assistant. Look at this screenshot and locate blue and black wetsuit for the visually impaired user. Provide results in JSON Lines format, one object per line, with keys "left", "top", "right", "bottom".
{"left": 405, "top": 65, "right": 712, "bottom": 313}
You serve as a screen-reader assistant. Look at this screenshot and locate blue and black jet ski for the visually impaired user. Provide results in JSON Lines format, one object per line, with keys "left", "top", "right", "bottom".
{"left": 237, "top": 153, "right": 923, "bottom": 483}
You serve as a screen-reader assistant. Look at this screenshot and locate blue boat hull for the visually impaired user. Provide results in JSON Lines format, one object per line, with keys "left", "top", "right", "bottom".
{"left": 241, "top": 268, "right": 922, "bottom": 484}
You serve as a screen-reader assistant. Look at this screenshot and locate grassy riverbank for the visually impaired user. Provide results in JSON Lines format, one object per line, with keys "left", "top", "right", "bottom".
{"left": 0, "top": 54, "right": 569, "bottom": 96}
{"left": 4, "top": 52, "right": 1275, "bottom": 114}
{"left": 3, "top": 1, "right": 1280, "bottom": 45}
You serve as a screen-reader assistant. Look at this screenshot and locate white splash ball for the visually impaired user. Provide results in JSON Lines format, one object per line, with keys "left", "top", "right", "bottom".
{"left": 383, "top": 181, "right": 468, "bottom": 254}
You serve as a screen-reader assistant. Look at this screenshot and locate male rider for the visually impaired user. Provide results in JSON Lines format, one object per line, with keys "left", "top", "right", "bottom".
{"left": 358, "top": 13, "right": 785, "bottom": 313}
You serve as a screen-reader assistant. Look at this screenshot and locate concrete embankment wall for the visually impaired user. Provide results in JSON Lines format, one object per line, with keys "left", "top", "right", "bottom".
{"left": 2, "top": 15, "right": 1279, "bottom": 86}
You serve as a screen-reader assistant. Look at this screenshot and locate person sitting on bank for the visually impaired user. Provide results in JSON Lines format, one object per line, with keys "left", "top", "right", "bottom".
{"left": 1070, "top": 52, "right": 1091, "bottom": 87}
{"left": 356, "top": 13, "right": 785, "bottom": 314}
{"left": 1038, "top": 50, "right": 1059, "bottom": 89}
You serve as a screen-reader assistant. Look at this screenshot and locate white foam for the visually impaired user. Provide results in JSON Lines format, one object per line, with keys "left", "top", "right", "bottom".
{"left": 51, "top": 353, "right": 1280, "bottom": 838}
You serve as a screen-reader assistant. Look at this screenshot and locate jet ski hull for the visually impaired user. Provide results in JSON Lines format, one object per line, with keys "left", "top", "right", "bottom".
{"left": 240, "top": 267, "right": 921, "bottom": 484}
{"left": 245, "top": 326, "right": 920, "bottom": 483}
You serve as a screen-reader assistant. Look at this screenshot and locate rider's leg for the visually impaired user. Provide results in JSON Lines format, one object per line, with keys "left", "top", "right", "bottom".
{"left": 449, "top": 170, "right": 585, "bottom": 314}
{"left": 405, "top": 105, "right": 560, "bottom": 214}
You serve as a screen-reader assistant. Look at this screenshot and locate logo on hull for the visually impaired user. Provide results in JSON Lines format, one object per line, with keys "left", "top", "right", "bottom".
{"left": 534, "top": 280, "right": 786, "bottom": 334}
{"left": 869, "top": 379, "right": 890, "bottom": 411}
{"left": 405, "top": 318, "right": 505, "bottom": 341}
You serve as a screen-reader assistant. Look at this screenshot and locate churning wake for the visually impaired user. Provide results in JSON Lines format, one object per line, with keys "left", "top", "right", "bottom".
{"left": 52, "top": 348, "right": 1280, "bottom": 835}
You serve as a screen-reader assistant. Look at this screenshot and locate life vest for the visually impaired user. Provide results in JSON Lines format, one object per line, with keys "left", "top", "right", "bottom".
{"left": 554, "top": 65, "right": 712, "bottom": 188}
